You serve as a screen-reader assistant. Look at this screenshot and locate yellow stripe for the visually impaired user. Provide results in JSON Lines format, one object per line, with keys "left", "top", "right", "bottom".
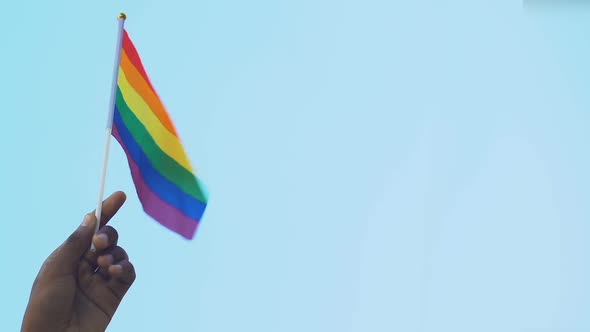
{"left": 117, "top": 70, "right": 194, "bottom": 173}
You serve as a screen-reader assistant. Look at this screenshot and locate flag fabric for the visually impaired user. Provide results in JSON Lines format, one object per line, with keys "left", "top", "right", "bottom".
{"left": 111, "top": 29, "right": 208, "bottom": 239}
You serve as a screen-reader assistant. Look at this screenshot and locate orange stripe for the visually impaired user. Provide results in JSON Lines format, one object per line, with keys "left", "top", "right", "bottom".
{"left": 122, "top": 30, "right": 155, "bottom": 92}
{"left": 119, "top": 49, "right": 178, "bottom": 136}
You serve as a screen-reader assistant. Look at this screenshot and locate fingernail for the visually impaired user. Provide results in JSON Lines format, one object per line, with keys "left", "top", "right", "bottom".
{"left": 94, "top": 233, "right": 108, "bottom": 246}
{"left": 110, "top": 265, "right": 123, "bottom": 274}
{"left": 82, "top": 214, "right": 94, "bottom": 227}
{"left": 99, "top": 254, "right": 114, "bottom": 266}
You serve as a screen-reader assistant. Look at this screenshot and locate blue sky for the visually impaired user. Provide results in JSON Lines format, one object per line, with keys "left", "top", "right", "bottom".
{"left": 3, "top": 1, "right": 590, "bottom": 331}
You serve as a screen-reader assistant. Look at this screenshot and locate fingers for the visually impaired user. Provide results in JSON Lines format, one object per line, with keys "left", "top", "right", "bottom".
{"left": 85, "top": 226, "right": 118, "bottom": 267}
{"left": 97, "top": 246, "right": 128, "bottom": 268}
{"left": 58, "top": 192, "right": 125, "bottom": 275}
{"left": 108, "top": 260, "right": 136, "bottom": 299}
{"left": 83, "top": 225, "right": 118, "bottom": 268}
{"left": 61, "top": 191, "right": 125, "bottom": 261}
{"left": 79, "top": 245, "right": 136, "bottom": 302}
{"left": 93, "top": 191, "right": 127, "bottom": 228}
{"left": 109, "top": 260, "right": 136, "bottom": 285}
{"left": 79, "top": 228, "right": 135, "bottom": 290}
{"left": 95, "top": 246, "right": 136, "bottom": 297}
{"left": 59, "top": 213, "right": 98, "bottom": 268}
{"left": 92, "top": 226, "right": 119, "bottom": 251}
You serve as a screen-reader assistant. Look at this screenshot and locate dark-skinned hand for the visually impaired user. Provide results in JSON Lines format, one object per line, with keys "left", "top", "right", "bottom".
{"left": 21, "top": 191, "right": 136, "bottom": 332}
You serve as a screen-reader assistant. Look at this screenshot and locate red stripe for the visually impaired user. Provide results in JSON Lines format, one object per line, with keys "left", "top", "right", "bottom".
{"left": 122, "top": 29, "right": 156, "bottom": 93}
{"left": 113, "top": 125, "right": 199, "bottom": 239}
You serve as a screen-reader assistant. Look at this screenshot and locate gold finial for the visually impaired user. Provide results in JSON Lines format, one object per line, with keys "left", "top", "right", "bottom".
{"left": 118, "top": 13, "right": 127, "bottom": 19}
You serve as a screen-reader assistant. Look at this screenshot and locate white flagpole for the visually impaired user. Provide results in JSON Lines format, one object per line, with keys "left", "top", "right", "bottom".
{"left": 92, "top": 13, "right": 127, "bottom": 251}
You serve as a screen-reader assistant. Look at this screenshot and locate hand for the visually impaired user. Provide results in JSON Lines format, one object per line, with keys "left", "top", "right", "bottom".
{"left": 21, "top": 192, "right": 136, "bottom": 332}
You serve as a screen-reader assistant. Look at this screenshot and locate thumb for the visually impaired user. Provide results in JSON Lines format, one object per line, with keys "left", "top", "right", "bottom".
{"left": 58, "top": 213, "right": 97, "bottom": 266}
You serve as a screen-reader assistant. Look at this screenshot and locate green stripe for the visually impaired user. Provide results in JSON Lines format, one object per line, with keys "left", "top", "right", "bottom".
{"left": 115, "top": 88, "right": 207, "bottom": 203}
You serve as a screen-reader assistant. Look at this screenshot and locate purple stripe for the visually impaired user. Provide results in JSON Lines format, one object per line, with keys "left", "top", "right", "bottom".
{"left": 113, "top": 126, "right": 199, "bottom": 239}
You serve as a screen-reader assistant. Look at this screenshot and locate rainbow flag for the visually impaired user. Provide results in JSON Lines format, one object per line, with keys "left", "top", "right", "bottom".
{"left": 111, "top": 29, "right": 208, "bottom": 239}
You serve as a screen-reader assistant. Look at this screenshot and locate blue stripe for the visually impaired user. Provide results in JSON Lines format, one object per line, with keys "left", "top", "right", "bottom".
{"left": 113, "top": 107, "right": 206, "bottom": 221}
